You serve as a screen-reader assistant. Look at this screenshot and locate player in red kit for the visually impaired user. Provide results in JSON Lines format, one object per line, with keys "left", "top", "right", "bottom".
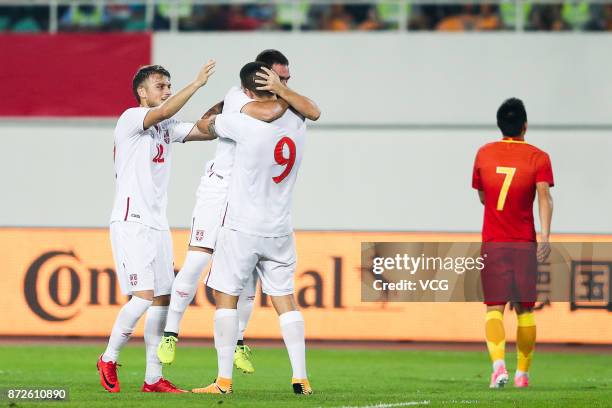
{"left": 472, "top": 98, "right": 554, "bottom": 389}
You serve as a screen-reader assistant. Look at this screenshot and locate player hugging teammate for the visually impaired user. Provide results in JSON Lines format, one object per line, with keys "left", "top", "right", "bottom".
{"left": 157, "top": 50, "right": 319, "bottom": 383}
{"left": 99, "top": 50, "right": 320, "bottom": 396}
{"left": 188, "top": 59, "right": 316, "bottom": 395}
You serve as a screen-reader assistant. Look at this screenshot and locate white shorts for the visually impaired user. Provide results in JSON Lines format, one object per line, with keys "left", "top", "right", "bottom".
{"left": 188, "top": 181, "right": 228, "bottom": 250}
{"left": 242, "top": 268, "right": 258, "bottom": 299}
{"left": 206, "top": 227, "right": 296, "bottom": 297}
{"left": 110, "top": 221, "right": 174, "bottom": 296}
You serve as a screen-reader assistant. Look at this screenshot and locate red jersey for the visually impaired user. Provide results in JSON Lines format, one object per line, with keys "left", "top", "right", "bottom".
{"left": 472, "top": 138, "right": 554, "bottom": 242}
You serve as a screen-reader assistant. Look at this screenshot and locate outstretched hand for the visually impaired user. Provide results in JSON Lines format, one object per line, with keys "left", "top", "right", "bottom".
{"left": 254, "top": 67, "right": 285, "bottom": 94}
{"left": 194, "top": 59, "right": 216, "bottom": 87}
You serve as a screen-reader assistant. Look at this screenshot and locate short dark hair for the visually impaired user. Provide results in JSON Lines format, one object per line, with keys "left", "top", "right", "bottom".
{"left": 132, "top": 65, "right": 170, "bottom": 104}
{"left": 497, "top": 98, "right": 527, "bottom": 137}
{"left": 240, "top": 61, "right": 274, "bottom": 98}
{"left": 255, "top": 49, "right": 289, "bottom": 67}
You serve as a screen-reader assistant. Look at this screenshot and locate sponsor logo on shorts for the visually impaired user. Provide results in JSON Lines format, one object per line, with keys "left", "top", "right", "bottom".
{"left": 130, "top": 213, "right": 140, "bottom": 219}
{"left": 129, "top": 274, "right": 138, "bottom": 286}
{"left": 195, "top": 230, "right": 205, "bottom": 241}
{"left": 163, "top": 129, "right": 170, "bottom": 144}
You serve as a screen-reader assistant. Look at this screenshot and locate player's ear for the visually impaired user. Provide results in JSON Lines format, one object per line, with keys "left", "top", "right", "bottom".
{"left": 522, "top": 121, "right": 528, "bottom": 136}
{"left": 244, "top": 88, "right": 255, "bottom": 99}
{"left": 137, "top": 85, "right": 147, "bottom": 101}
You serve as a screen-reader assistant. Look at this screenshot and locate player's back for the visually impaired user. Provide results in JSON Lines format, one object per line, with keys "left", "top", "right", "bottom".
{"left": 472, "top": 139, "right": 554, "bottom": 242}
{"left": 216, "top": 110, "right": 306, "bottom": 237}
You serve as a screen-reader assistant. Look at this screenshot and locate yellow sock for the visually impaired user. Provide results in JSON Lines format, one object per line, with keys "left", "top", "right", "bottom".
{"left": 516, "top": 312, "right": 536, "bottom": 373}
{"left": 485, "top": 310, "right": 505, "bottom": 364}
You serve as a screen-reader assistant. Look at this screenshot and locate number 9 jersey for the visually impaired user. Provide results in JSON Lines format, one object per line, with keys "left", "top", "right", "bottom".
{"left": 214, "top": 110, "right": 306, "bottom": 237}
{"left": 472, "top": 138, "right": 554, "bottom": 243}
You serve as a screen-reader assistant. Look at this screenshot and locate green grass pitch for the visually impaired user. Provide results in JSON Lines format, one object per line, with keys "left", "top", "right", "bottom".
{"left": 0, "top": 344, "right": 610, "bottom": 407}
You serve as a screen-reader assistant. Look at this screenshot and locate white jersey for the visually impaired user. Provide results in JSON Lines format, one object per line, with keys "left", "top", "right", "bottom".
{"left": 110, "top": 107, "right": 194, "bottom": 230}
{"left": 215, "top": 110, "right": 306, "bottom": 237}
{"left": 199, "top": 86, "right": 253, "bottom": 195}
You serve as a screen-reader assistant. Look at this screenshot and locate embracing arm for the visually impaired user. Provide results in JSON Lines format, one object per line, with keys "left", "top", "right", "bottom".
{"left": 255, "top": 67, "right": 321, "bottom": 121}
{"left": 242, "top": 99, "right": 289, "bottom": 122}
{"left": 183, "top": 100, "right": 224, "bottom": 141}
{"left": 275, "top": 87, "right": 320, "bottom": 121}
{"left": 194, "top": 115, "right": 218, "bottom": 139}
{"left": 202, "top": 100, "right": 224, "bottom": 119}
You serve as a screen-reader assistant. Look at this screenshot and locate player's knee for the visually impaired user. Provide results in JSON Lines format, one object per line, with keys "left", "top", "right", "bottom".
{"left": 132, "top": 290, "right": 154, "bottom": 301}
{"left": 152, "top": 294, "right": 171, "bottom": 306}
{"left": 270, "top": 294, "right": 297, "bottom": 315}
{"left": 486, "top": 304, "right": 505, "bottom": 314}
{"left": 214, "top": 290, "right": 239, "bottom": 309}
{"left": 515, "top": 304, "right": 534, "bottom": 316}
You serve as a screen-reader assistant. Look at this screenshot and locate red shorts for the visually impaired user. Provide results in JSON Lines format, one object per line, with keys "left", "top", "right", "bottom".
{"left": 480, "top": 242, "right": 537, "bottom": 308}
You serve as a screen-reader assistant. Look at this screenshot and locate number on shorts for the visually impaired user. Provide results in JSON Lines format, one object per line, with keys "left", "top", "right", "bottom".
{"left": 496, "top": 166, "right": 516, "bottom": 211}
{"left": 272, "top": 137, "right": 296, "bottom": 184}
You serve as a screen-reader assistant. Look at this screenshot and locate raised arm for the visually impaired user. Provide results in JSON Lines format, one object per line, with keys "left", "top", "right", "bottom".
{"left": 143, "top": 60, "right": 216, "bottom": 130}
{"left": 255, "top": 67, "right": 321, "bottom": 121}
{"left": 536, "top": 182, "right": 553, "bottom": 262}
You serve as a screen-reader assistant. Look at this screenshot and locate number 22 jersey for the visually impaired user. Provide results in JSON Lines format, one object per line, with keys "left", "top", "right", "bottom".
{"left": 110, "top": 107, "right": 194, "bottom": 230}
{"left": 472, "top": 138, "right": 554, "bottom": 242}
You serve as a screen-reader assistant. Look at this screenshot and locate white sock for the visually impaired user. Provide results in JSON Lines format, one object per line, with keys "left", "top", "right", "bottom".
{"left": 165, "top": 251, "right": 211, "bottom": 334}
{"left": 214, "top": 309, "right": 239, "bottom": 379}
{"left": 493, "top": 359, "right": 506, "bottom": 371}
{"left": 279, "top": 310, "right": 307, "bottom": 379}
{"left": 237, "top": 292, "right": 255, "bottom": 342}
{"left": 102, "top": 296, "right": 152, "bottom": 362}
{"left": 144, "top": 305, "right": 168, "bottom": 384}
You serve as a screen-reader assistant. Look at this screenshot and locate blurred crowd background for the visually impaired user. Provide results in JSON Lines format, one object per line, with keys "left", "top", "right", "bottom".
{"left": 2, "top": 1, "right": 612, "bottom": 33}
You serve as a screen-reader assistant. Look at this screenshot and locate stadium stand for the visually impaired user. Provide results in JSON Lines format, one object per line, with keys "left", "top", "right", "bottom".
{"left": 3, "top": 1, "right": 612, "bottom": 32}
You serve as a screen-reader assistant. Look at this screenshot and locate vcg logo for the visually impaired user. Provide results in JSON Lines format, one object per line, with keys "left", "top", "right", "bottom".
{"left": 24, "top": 251, "right": 123, "bottom": 322}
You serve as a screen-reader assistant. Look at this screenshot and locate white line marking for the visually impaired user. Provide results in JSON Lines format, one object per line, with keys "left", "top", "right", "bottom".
{"left": 321, "top": 401, "right": 431, "bottom": 408}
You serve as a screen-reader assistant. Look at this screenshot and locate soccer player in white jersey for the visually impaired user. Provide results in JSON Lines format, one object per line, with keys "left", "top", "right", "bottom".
{"left": 190, "top": 61, "right": 311, "bottom": 395}
{"left": 157, "top": 50, "right": 320, "bottom": 374}
{"left": 97, "top": 61, "right": 217, "bottom": 393}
